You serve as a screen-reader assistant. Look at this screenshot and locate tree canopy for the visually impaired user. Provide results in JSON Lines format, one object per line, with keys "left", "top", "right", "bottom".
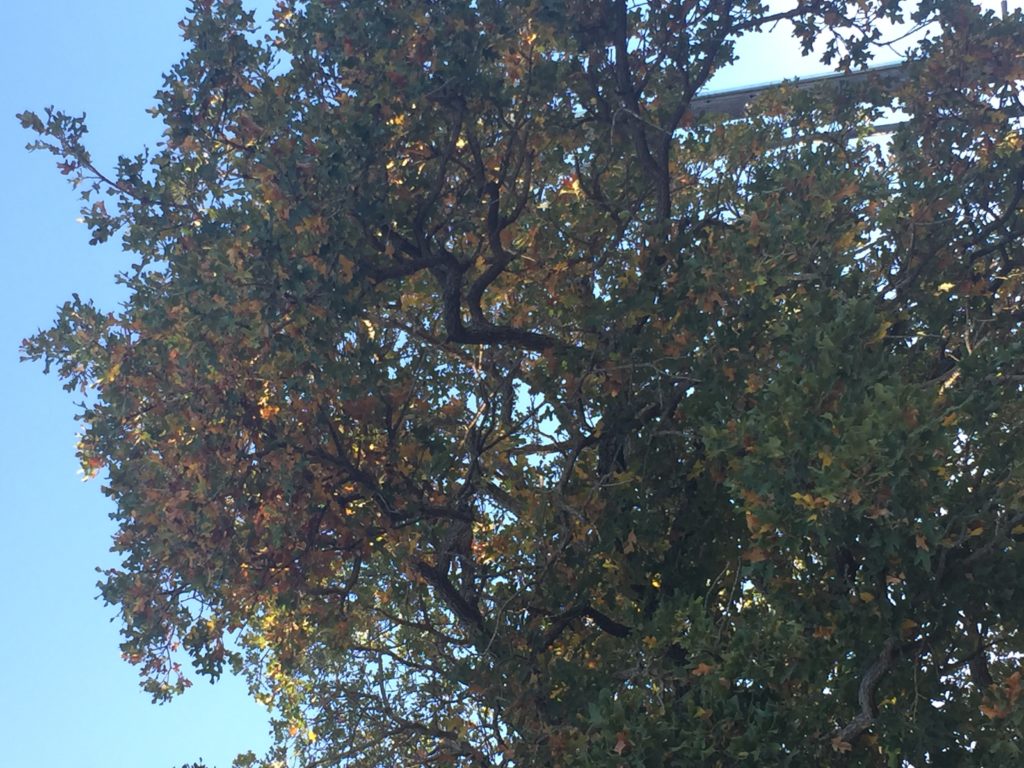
{"left": 20, "top": 0, "right": 1024, "bottom": 765}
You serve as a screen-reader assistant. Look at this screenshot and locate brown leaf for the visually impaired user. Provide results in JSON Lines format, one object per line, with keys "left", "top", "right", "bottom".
{"left": 1006, "top": 670, "right": 1022, "bottom": 705}
{"left": 831, "top": 736, "right": 853, "bottom": 753}
{"left": 742, "top": 546, "right": 768, "bottom": 563}
{"left": 623, "top": 531, "right": 638, "bottom": 554}
{"left": 980, "top": 703, "right": 1007, "bottom": 719}
{"left": 612, "top": 731, "right": 630, "bottom": 755}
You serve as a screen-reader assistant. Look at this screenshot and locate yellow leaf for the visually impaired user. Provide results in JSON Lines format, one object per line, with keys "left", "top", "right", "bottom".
{"left": 791, "top": 492, "right": 813, "bottom": 508}
{"left": 937, "top": 282, "right": 955, "bottom": 293}
{"left": 869, "top": 320, "right": 892, "bottom": 344}
{"left": 558, "top": 176, "right": 583, "bottom": 198}
{"left": 102, "top": 360, "right": 122, "bottom": 384}
{"left": 1000, "top": 131, "right": 1023, "bottom": 151}
{"left": 818, "top": 449, "right": 833, "bottom": 467}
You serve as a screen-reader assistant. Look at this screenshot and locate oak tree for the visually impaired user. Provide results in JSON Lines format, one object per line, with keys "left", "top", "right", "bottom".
{"left": 21, "top": 0, "right": 1024, "bottom": 765}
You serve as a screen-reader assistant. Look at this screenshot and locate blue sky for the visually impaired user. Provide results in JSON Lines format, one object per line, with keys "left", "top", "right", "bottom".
{"left": 0, "top": 2, "right": 1011, "bottom": 767}
{"left": 0, "top": 3, "right": 273, "bottom": 767}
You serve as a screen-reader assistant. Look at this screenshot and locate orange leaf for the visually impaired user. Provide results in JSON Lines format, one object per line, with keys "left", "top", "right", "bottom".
{"left": 980, "top": 703, "right": 1007, "bottom": 719}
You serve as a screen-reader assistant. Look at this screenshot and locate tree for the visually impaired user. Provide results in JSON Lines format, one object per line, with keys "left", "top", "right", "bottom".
{"left": 20, "top": 0, "right": 1024, "bottom": 764}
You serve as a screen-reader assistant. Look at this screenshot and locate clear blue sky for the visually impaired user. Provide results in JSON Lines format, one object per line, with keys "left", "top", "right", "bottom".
{"left": 0, "top": 2, "right": 1008, "bottom": 767}
{"left": 0, "top": 3, "right": 274, "bottom": 767}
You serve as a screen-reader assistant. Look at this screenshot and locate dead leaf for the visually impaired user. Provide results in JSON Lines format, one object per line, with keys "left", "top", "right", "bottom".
{"left": 612, "top": 731, "right": 630, "bottom": 755}
{"left": 623, "top": 531, "right": 637, "bottom": 554}
{"left": 980, "top": 703, "right": 1007, "bottom": 719}
{"left": 831, "top": 736, "right": 853, "bottom": 753}
{"left": 742, "top": 546, "right": 768, "bottom": 563}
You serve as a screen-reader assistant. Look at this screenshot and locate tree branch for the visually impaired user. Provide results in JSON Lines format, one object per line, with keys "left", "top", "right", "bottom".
{"left": 836, "top": 637, "right": 898, "bottom": 744}
{"left": 415, "top": 560, "right": 486, "bottom": 634}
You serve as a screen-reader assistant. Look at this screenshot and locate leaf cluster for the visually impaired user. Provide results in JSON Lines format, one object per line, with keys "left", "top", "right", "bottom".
{"left": 21, "top": 1, "right": 1024, "bottom": 765}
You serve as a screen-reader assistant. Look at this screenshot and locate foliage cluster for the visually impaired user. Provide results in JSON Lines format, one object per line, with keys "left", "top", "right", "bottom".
{"left": 21, "top": 0, "right": 1024, "bottom": 765}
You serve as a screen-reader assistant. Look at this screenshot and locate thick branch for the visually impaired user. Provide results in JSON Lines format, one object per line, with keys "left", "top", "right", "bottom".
{"left": 836, "top": 638, "right": 898, "bottom": 744}
{"left": 466, "top": 181, "right": 515, "bottom": 325}
{"left": 540, "top": 603, "right": 633, "bottom": 649}
{"left": 612, "top": 0, "right": 660, "bottom": 185}
{"left": 966, "top": 618, "right": 994, "bottom": 688}
{"left": 416, "top": 560, "right": 486, "bottom": 634}
{"left": 440, "top": 265, "right": 560, "bottom": 352}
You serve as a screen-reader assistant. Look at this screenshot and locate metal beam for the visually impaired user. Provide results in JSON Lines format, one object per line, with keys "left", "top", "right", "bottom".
{"left": 690, "top": 61, "right": 908, "bottom": 120}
